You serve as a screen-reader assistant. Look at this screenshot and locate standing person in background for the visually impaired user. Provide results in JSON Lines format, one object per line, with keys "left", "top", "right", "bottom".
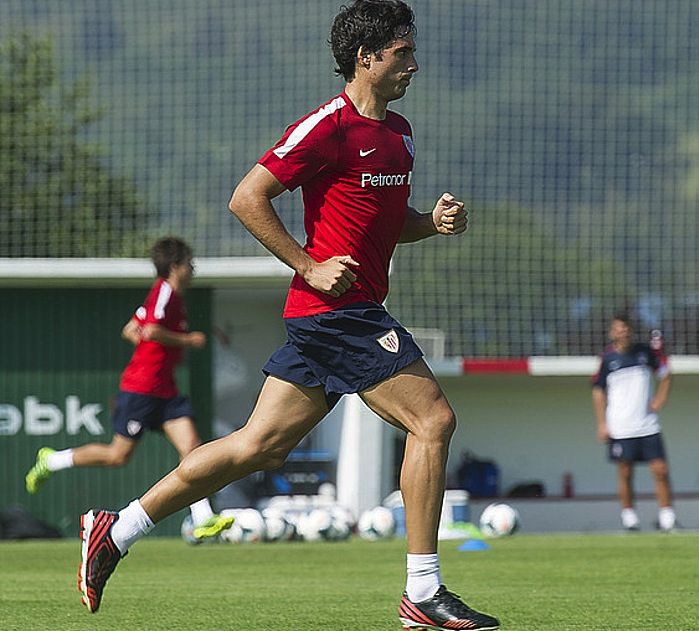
{"left": 25, "top": 236, "right": 232, "bottom": 542}
{"left": 592, "top": 313, "right": 677, "bottom": 532}
{"left": 75, "top": 3, "right": 500, "bottom": 629}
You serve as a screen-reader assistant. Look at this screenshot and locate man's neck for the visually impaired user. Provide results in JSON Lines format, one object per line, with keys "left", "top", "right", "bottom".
{"left": 344, "top": 81, "right": 388, "bottom": 120}
{"left": 613, "top": 341, "right": 631, "bottom": 353}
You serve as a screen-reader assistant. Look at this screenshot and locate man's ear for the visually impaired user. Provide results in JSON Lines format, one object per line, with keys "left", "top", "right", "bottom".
{"left": 357, "top": 46, "right": 372, "bottom": 69}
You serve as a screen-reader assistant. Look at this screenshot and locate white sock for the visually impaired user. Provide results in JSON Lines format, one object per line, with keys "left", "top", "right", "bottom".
{"left": 189, "top": 498, "right": 215, "bottom": 526}
{"left": 46, "top": 449, "right": 74, "bottom": 471}
{"left": 621, "top": 508, "right": 640, "bottom": 529}
{"left": 111, "top": 500, "right": 155, "bottom": 555}
{"left": 658, "top": 506, "right": 676, "bottom": 531}
{"left": 406, "top": 553, "right": 442, "bottom": 603}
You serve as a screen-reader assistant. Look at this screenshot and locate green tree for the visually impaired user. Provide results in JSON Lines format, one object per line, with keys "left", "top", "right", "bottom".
{"left": 0, "top": 33, "right": 149, "bottom": 256}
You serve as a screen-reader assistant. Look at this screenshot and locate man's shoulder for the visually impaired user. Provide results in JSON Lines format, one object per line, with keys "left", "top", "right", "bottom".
{"left": 630, "top": 342, "right": 653, "bottom": 357}
{"left": 600, "top": 343, "right": 616, "bottom": 359}
{"left": 142, "top": 278, "right": 180, "bottom": 318}
{"left": 144, "top": 277, "right": 172, "bottom": 299}
{"left": 141, "top": 277, "right": 162, "bottom": 303}
{"left": 272, "top": 94, "right": 347, "bottom": 158}
{"left": 288, "top": 93, "right": 348, "bottom": 131}
{"left": 385, "top": 108, "right": 412, "bottom": 132}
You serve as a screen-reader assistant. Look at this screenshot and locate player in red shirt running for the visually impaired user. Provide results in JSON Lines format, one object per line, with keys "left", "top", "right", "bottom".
{"left": 75, "top": 3, "right": 500, "bottom": 628}
{"left": 26, "top": 237, "right": 232, "bottom": 543}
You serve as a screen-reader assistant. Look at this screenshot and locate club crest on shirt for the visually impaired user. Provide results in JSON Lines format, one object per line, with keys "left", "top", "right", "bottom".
{"left": 402, "top": 134, "right": 415, "bottom": 157}
{"left": 377, "top": 329, "right": 400, "bottom": 353}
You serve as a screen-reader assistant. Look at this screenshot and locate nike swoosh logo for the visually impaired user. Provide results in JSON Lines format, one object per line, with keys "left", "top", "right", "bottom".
{"left": 359, "top": 148, "right": 376, "bottom": 157}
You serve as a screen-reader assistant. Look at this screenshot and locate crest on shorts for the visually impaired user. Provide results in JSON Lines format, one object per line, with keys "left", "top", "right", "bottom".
{"left": 377, "top": 329, "right": 400, "bottom": 353}
{"left": 402, "top": 135, "right": 415, "bottom": 157}
{"left": 127, "top": 420, "right": 142, "bottom": 436}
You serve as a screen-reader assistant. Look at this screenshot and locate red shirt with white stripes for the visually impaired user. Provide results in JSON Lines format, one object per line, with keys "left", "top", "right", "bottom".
{"left": 119, "top": 278, "right": 187, "bottom": 398}
{"left": 259, "top": 92, "right": 415, "bottom": 318}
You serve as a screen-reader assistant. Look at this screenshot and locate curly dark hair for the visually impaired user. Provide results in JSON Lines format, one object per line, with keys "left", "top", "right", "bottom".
{"left": 151, "top": 236, "right": 193, "bottom": 278}
{"left": 329, "top": 0, "right": 416, "bottom": 81}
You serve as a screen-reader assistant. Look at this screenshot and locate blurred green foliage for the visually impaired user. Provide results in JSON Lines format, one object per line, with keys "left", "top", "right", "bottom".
{"left": 0, "top": 33, "right": 149, "bottom": 256}
{"left": 1, "top": 1, "right": 698, "bottom": 354}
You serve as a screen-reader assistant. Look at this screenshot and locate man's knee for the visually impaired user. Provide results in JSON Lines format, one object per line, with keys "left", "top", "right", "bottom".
{"left": 254, "top": 443, "right": 292, "bottom": 471}
{"left": 238, "top": 432, "right": 295, "bottom": 471}
{"left": 438, "top": 408, "right": 457, "bottom": 439}
{"left": 107, "top": 449, "right": 133, "bottom": 467}
{"left": 651, "top": 459, "right": 669, "bottom": 479}
{"left": 419, "top": 406, "right": 456, "bottom": 443}
{"left": 618, "top": 462, "right": 633, "bottom": 479}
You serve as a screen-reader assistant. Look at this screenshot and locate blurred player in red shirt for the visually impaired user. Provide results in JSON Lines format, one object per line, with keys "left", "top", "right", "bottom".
{"left": 26, "top": 237, "right": 231, "bottom": 541}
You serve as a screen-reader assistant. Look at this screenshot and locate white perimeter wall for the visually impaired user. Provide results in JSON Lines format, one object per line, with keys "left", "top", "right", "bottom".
{"left": 441, "top": 374, "right": 699, "bottom": 497}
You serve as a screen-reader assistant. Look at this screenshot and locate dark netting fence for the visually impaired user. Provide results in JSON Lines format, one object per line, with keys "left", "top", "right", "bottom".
{"left": 2, "top": 1, "right": 698, "bottom": 356}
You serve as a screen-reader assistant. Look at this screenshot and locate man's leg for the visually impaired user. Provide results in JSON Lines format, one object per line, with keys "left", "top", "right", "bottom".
{"left": 617, "top": 460, "right": 640, "bottom": 530}
{"left": 140, "top": 378, "right": 327, "bottom": 522}
{"left": 79, "top": 377, "right": 328, "bottom": 613}
{"left": 161, "top": 416, "right": 228, "bottom": 536}
{"left": 162, "top": 416, "right": 202, "bottom": 459}
{"left": 649, "top": 457, "right": 676, "bottom": 531}
{"left": 361, "top": 359, "right": 453, "bottom": 556}
{"left": 72, "top": 435, "right": 138, "bottom": 467}
{"left": 361, "top": 358, "right": 499, "bottom": 630}
{"left": 26, "top": 436, "right": 137, "bottom": 494}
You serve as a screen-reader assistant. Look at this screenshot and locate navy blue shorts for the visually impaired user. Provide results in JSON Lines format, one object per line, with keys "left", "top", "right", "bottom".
{"left": 608, "top": 433, "right": 666, "bottom": 462}
{"left": 112, "top": 390, "right": 194, "bottom": 439}
{"left": 263, "top": 302, "right": 424, "bottom": 409}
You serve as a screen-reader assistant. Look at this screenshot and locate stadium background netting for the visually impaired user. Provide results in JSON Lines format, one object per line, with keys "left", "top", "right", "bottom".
{"left": 2, "top": 1, "right": 698, "bottom": 357}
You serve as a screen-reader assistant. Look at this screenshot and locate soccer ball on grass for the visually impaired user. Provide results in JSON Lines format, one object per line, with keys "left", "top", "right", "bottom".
{"left": 478, "top": 502, "right": 520, "bottom": 538}
{"left": 180, "top": 514, "right": 201, "bottom": 545}
{"left": 261, "top": 507, "right": 296, "bottom": 542}
{"left": 297, "top": 508, "right": 334, "bottom": 542}
{"left": 219, "top": 508, "right": 266, "bottom": 543}
{"left": 357, "top": 506, "right": 396, "bottom": 541}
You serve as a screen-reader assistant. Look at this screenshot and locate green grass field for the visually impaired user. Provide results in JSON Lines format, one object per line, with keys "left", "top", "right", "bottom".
{"left": 1, "top": 533, "right": 697, "bottom": 630}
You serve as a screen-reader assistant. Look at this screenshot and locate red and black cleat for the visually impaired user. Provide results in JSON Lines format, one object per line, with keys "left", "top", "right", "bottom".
{"left": 399, "top": 585, "right": 500, "bottom": 630}
{"left": 78, "top": 509, "right": 125, "bottom": 613}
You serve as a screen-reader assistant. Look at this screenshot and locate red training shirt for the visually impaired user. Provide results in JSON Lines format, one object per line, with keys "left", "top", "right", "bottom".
{"left": 259, "top": 91, "right": 415, "bottom": 318}
{"left": 120, "top": 278, "right": 187, "bottom": 398}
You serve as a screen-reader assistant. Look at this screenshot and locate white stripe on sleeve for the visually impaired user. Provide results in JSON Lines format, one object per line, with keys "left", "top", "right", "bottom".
{"left": 272, "top": 96, "right": 346, "bottom": 159}
{"left": 154, "top": 281, "right": 173, "bottom": 321}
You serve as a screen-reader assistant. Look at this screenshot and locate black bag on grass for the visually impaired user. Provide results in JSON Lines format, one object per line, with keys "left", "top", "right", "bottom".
{"left": 0, "top": 505, "right": 62, "bottom": 539}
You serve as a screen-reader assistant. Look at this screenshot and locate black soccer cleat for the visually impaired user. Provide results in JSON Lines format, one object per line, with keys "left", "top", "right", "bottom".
{"left": 399, "top": 585, "right": 500, "bottom": 630}
{"left": 78, "top": 509, "right": 125, "bottom": 613}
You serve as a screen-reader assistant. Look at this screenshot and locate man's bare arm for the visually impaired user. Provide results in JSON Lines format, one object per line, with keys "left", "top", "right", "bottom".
{"left": 592, "top": 386, "right": 608, "bottom": 442}
{"left": 228, "top": 164, "right": 358, "bottom": 297}
{"left": 650, "top": 373, "right": 672, "bottom": 412}
{"left": 141, "top": 324, "right": 205, "bottom": 349}
{"left": 399, "top": 193, "right": 468, "bottom": 243}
